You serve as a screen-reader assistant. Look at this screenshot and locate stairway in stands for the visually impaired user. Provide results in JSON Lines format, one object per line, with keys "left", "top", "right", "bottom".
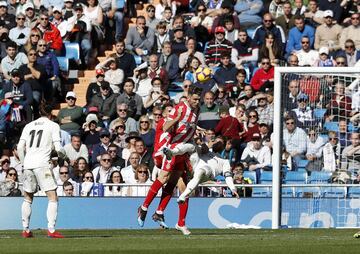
{"left": 53, "top": 0, "right": 159, "bottom": 115}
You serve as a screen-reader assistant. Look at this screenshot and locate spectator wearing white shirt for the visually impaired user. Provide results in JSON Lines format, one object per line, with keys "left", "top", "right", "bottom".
{"left": 322, "top": 131, "right": 341, "bottom": 172}
{"left": 283, "top": 115, "right": 307, "bottom": 170}
{"left": 295, "top": 35, "right": 319, "bottom": 66}
{"left": 121, "top": 152, "right": 141, "bottom": 184}
{"left": 64, "top": 133, "right": 89, "bottom": 166}
{"left": 92, "top": 153, "right": 117, "bottom": 184}
{"left": 306, "top": 128, "right": 326, "bottom": 171}
{"left": 128, "top": 163, "right": 152, "bottom": 196}
{"left": 9, "top": 13, "right": 30, "bottom": 47}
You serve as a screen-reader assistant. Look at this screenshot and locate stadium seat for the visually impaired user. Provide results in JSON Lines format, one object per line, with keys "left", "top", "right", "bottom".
{"left": 309, "top": 171, "right": 332, "bottom": 183}
{"left": 348, "top": 187, "right": 360, "bottom": 198}
{"left": 246, "top": 28, "right": 256, "bottom": 39}
{"left": 282, "top": 187, "right": 294, "bottom": 198}
{"left": 168, "top": 82, "right": 183, "bottom": 91}
{"left": 285, "top": 171, "right": 307, "bottom": 184}
{"left": 65, "top": 42, "right": 80, "bottom": 60}
{"left": 348, "top": 122, "right": 359, "bottom": 132}
{"left": 319, "top": 134, "right": 328, "bottom": 141}
{"left": 57, "top": 57, "right": 69, "bottom": 72}
{"left": 295, "top": 186, "right": 322, "bottom": 198}
{"left": 314, "top": 108, "right": 327, "bottom": 119}
{"left": 297, "top": 159, "right": 309, "bottom": 170}
{"left": 324, "top": 122, "right": 339, "bottom": 132}
{"left": 134, "top": 55, "right": 142, "bottom": 66}
{"left": 323, "top": 187, "right": 347, "bottom": 198}
{"left": 252, "top": 187, "right": 271, "bottom": 197}
{"left": 260, "top": 172, "right": 272, "bottom": 184}
{"left": 243, "top": 171, "right": 257, "bottom": 184}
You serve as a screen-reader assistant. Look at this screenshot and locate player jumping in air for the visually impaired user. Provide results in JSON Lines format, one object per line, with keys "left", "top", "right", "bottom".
{"left": 17, "top": 105, "right": 67, "bottom": 238}
{"left": 138, "top": 86, "right": 202, "bottom": 235}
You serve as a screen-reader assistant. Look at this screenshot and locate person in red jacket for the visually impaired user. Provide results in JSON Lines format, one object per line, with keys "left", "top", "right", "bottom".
{"left": 215, "top": 105, "right": 244, "bottom": 140}
{"left": 250, "top": 57, "right": 274, "bottom": 92}
{"left": 37, "top": 12, "right": 63, "bottom": 55}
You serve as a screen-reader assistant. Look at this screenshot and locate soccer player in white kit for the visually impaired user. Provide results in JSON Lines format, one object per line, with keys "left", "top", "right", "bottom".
{"left": 17, "top": 105, "right": 66, "bottom": 238}
{"left": 177, "top": 139, "right": 240, "bottom": 203}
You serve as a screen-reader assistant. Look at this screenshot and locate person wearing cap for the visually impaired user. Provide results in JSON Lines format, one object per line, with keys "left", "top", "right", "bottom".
{"left": 314, "top": 46, "right": 336, "bottom": 67}
{"left": 19, "top": 48, "right": 47, "bottom": 119}
{"left": 23, "top": 3, "right": 37, "bottom": 29}
{"left": 0, "top": 1, "right": 16, "bottom": 30}
{"left": 51, "top": 6, "right": 70, "bottom": 38}
{"left": 36, "top": 12, "right": 63, "bottom": 53}
{"left": 91, "top": 128, "right": 112, "bottom": 165}
{"left": 1, "top": 40, "right": 28, "bottom": 81}
{"left": 170, "top": 25, "right": 187, "bottom": 56}
{"left": 290, "top": 93, "right": 315, "bottom": 129}
{"left": 241, "top": 132, "right": 272, "bottom": 182}
{"left": 169, "top": 14, "right": 196, "bottom": 41}
{"left": 89, "top": 81, "right": 117, "bottom": 126}
{"left": 2, "top": 68, "right": 33, "bottom": 122}
{"left": 116, "top": 79, "right": 143, "bottom": 121}
{"left": 85, "top": 69, "right": 107, "bottom": 105}
{"left": 9, "top": 13, "right": 30, "bottom": 47}
{"left": 253, "top": 12, "right": 286, "bottom": 48}
{"left": 125, "top": 15, "right": 155, "bottom": 58}
{"left": 214, "top": 51, "right": 237, "bottom": 87}
{"left": 63, "top": 0, "right": 75, "bottom": 20}
{"left": 205, "top": 25, "right": 232, "bottom": 67}
{"left": 57, "top": 91, "right": 84, "bottom": 132}
{"left": 314, "top": 10, "right": 343, "bottom": 53}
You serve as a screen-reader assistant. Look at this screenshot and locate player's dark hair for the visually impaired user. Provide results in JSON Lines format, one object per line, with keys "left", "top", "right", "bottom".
{"left": 188, "top": 85, "right": 203, "bottom": 96}
{"left": 39, "top": 104, "right": 53, "bottom": 117}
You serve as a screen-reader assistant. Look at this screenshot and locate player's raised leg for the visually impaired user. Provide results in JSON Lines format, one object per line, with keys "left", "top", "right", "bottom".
{"left": 163, "top": 143, "right": 195, "bottom": 160}
{"left": 178, "top": 168, "right": 206, "bottom": 203}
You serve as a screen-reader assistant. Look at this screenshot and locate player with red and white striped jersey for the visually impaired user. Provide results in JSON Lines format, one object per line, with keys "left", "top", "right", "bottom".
{"left": 138, "top": 86, "right": 202, "bottom": 235}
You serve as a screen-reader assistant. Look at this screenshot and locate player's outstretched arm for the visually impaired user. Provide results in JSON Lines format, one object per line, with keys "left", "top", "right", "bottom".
{"left": 163, "top": 106, "right": 183, "bottom": 132}
{"left": 17, "top": 139, "right": 26, "bottom": 165}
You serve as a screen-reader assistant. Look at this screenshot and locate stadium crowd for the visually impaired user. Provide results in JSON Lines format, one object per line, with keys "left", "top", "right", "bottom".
{"left": 1, "top": 0, "right": 360, "bottom": 197}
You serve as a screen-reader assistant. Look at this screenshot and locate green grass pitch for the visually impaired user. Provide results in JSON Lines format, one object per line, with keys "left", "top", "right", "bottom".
{"left": 0, "top": 229, "right": 359, "bottom": 254}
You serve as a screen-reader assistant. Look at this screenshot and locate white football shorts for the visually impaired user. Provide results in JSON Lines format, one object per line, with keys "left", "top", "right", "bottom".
{"left": 22, "top": 164, "right": 57, "bottom": 193}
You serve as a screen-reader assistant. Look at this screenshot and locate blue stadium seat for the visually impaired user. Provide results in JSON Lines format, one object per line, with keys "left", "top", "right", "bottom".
{"left": 65, "top": 42, "right": 80, "bottom": 60}
{"left": 252, "top": 187, "right": 271, "bottom": 197}
{"left": 243, "top": 171, "right": 256, "bottom": 184}
{"left": 57, "top": 57, "right": 69, "bottom": 72}
{"left": 319, "top": 134, "right": 328, "bottom": 141}
{"left": 246, "top": 28, "right": 256, "bottom": 39}
{"left": 297, "top": 159, "right": 309, "bottom": 170}
{"left": 295, "top": 187, "right": 322, "bottom": 198}
{"left": 168, "top": 81, "right": 183, "bottom": 91}
{"left": 309, "top": 171, "right": 332, "bottom": 183}
{"left": 243, "top": 65, "right": 251, "bottom": 83}
{"left": 260, "top": 171, "right": 272, "bottom": 184}
{"left": 314, "top": 108, "right": 327, "bottom": 119}
{"left": 134, "top": 55, "right": 142, "bottom": 66}
{"left": 282, "top": 187, "right": 294, "bottom": 197}
{"left": 324, "top": 121, "right": 339, "bottom": 132}
{"left": 348, "top": 122, "right": 359, "bottom": 132}
{"left": 348, "top": 187, "right": 360, "bottom": 198}
{"left": 285, "top": 171, "right": 307, "bottom": 184}
{"left": 323, "top": 187, "right": 347, "bottom": 198}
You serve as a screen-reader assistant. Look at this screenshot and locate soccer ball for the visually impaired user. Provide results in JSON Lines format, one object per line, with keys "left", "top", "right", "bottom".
{"left": 195, "top": 67, "right": 212, "bottom": 82}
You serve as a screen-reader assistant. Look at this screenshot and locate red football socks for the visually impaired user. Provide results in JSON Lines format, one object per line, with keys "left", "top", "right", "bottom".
{"left": 157, "top": 181, "right": 177, "bottom": 212}
{"left": 143, "top": 179, "right": 163, "bottom": 208}
{"left": 177, "top": 198, "right": 189, "bottom": 227}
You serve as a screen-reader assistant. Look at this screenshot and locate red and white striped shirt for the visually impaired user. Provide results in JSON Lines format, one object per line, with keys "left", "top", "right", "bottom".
{"left": 153, "top": 118, "right": 171, "bottom": 158}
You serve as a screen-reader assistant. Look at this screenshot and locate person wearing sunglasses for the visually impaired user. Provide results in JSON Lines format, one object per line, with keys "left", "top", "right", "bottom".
{"left": 107, "top": 143, "right": 125, "bottom": 169}
{"left": 190, "top": 3, "right": 213, "bottom": 33}
{"left": 322, "top": 131, "right": 341, "bottom": 172}
{"left": 9, "top": 13, "right": 30, "bottom": 47}
{"left": 91, "top": 129, "right": 112, "bottom": 165}
{"left": 36, "top": 12, "right": 63, "bottom": 54}
{"left": 336, "top": 39, "right": 360, "bottom": 67}
{"left": 283, "top": 115, "right": 307, "bottom": 170}
{"left": 339, "top": 13, "right": 360, "bottom": 50}
{"left": 128, "top": 163, "right": 151, "bottom": 197}
{"left": 0, "top": 167, "right": 21, "bottom": 196}
{"left": 24, "top": 28, "right": 41, "bottom": 53}
{"left": 290, "top": 93, "right": 315, "bottom": 129}
{"left": 109, "top": 103, "right": 137, "bottom": 134}
{"left": 121, "top": 151, "right": 141, "bottom": 184}
{"left": 250, "top": 56, "right": 274, "bottom": 92}
{"left": 145, "top": 4, "right": 159, "bottom": 31}
{"left": 295, "top": 35, "right": 319, "bottom": 67}
{"left": 92, "top": 152, "right": 117, "bottom": 184}
{"left": 57, "top": 91, "right": 84, "bottom": 132}
{"left": 0, "top": 155, "right": 11, "bottom": 181}
{"left": 57, "top": 166, "right": 77, "bottom": 196}
{"left": 80, "top": 171, "right": 95, "bottom": 196}
{"left": 253, "top": 12, "right": 285, "bottom": 49}
{"left": 305, "top": 128, "right": 326, "bottom": 172}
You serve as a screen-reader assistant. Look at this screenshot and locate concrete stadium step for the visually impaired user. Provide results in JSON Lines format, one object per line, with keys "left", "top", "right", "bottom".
{"left": 97, "top": 56, "right": 107, "bottom": 63}
{"left": 84, "top": 70, "right": 96, "bottom": 77}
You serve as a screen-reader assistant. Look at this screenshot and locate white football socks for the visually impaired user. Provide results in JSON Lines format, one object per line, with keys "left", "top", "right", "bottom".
{"left": 179, "top": 170, "right": 204, "bottom": 200}
{"left": 21, "top": 199, "right": 32, "bottom": 232}
{"left": 172, "top": 143, "right": 195, "bottom": 155}
{"left": 47, "top": 200, "right": 58, "bottom": 233}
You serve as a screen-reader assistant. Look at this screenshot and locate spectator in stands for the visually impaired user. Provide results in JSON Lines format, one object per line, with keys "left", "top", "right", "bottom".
{"left": 0, "top": 1, "right": 15, "bottom": 30}
{"left": 314, "top": 10, "right": 343, "bottom": 54}
{"left": 337, "top": 39, "right": 360, "bottom": 67}
{"left": 155, "top": 0, "right": 176, "bottom": 21}
{"left": 84, "top": 0, "right": 104, "bottom": 52}
{"left": 211, "top": 1, "right": 240, "bottom": 34}
{"left": 0, "top": 155, "right": 11, "bottom": 181}
{"left": 305, "top": 128, "right": 326, "bottom": 171}
{"left": 135, "top": 139, "right": 154, "bottom": 172}
{"left": 36, "top": 39, "right": 60, "bottom": 104}
{"left": 128, "top": 163, "right": 152, "bottom": 196}
{"left": 323, "top": 131, "right": 341, "bottom": 172}
{"left": 145, "top": 4, "right": 159, "bottom": 31}
{"left": 133, "top": 67, "right": 153, "bottom": 104}
{"left": 19, "top": 48, "right": 46, "bottom": 119}
{"left": 290, "top": 93, "right": 315, "bottom": 129}
{"left": 57, "top": 166, "right": 77, "bottom": 196}
{"left": 24, "top": 28, "right": 41, "bottom": 53}
{"left": 144, "top": 78, "right": 169, "bottom": 109}
{"left": 91, "top": 129, "right": 111, "bottom": 165}
{"left": 36, "top": 11, "right": 62, "bottom": 55}
{"left": 161, "top": 7, "right": 173, "bottom": 30}
{"left": 170, "top": 25, "right": 187, "bottom": 56}
{"left": 2, "top": 68, "right": 33, "bottom": 122}
{"left": 340, "top": 13, "right": 360, "bottom": 50}
{"left": 1, "top": 41, "right": 28, "bottom": 80}
{"left": 51, "top": 7, "right": 69, "bottom": 39}
{"left": 258, "top": 32, "right": 284, "bottom": 66}
{"left": 147, "top": 54, "right": 169, "bottom": 90}
{"left": 80, "top": 171, "right": 94, "bottom": 196}
{"left": 269, "top": 0, "right": 284, "bottom": 19}
{"left": 205, "top": 26, "right": 232, "bottom": 67}
{"left": 158, "top": 41, "right": 179, "bottom": 82}
{"left": 122, "top": 132, "right": 140, "bottom": 161}
{"left": 179, "top": 37, "right": 205, "bottom": 69}
{"left": 0, "top": 93, "right": 16, "bottom": 145}
{"left": 253, "top": 12, "right": 286, "bottom": 48}
{"left": 304, "top": 0, "right": 324, "bottom": 28}
{"left": 275, "top": 1, "right": 295, "bottom": 38}
{"left": 183, "top": 56, "right": 201, "bottom": 83}
{"left": 86, "top": 69, "right": 108, "bottom": 105}
{"left": 108, "top": 40, "right": 136, "bottom": 79}
{"left": 338, "top": 118, "right": 351, "bottom": 151}
{"left": 287, "top": 54, "right": 299, "bottom": 67}
{"left": 198, "top": 91, "right": 220, "bottom": 130}
{"left": 231, "top": 28, "right": 259, "bottom": 69}
{"left": 125, "top": 16, "right": 155, "bottom": 58}
{"left": 235, "top": 0, "right": 263, "bottom": 28}
{"left": 286, "top": 15, "right": 315, "bottom": 57}
{"left": 190, "top": 4, "right": 213, "bottom": 45}
{"left": 104, "top": 170, "right": 126, "bottom": 196}
{"left": 292, "top": 0, "right": 306, "bottom": 16}
{"left": 341, "top": 132, "right": 360, "bottom": 173}
{"left": 67, "top": 3, "right": 92, "bottom": 66}
{"left": 121, "top": 151, "right": 141, "bottom": 183}
{"left": 0, "top": 167, "right": 21, "bottom": 196}
{"left": 73, "top": 157, "right": 89, "bottom": 183}
{"left": 111, "top": 119, "right": 127, "bottom": 149}
{"left": 92, "top": 152, "right": 117, "bottom": 183}
{"left": 24, "top": 3, "right": 37, "bottom": 29}
{"left": 57, "top": 91, "right": 84, "bottom": 132}
{"left": 215, "top": 86, "right": 230, "bottom": 106}
{"left": 116, "top": 79, "right": 143, "bottom": 121}
{"left": 314, "top": 46, "right": 337, "bottom": 66}
{"left": 241, "top": 133, "right": 272, "bottom": 182}
{"left": 214, "top": 52, "right": 237, "bottom": 87}
{"left": 108, "top": 143, "right": 125, "bottom": 170}
{"left": 250, "top": 57, "right": 274, "bottom": 92}
{"left": 153, "top": 21, "right": 170, "bottom": 54}
{"left": 89, "top": 82, "right": 117, "bottom": 126}
{"left": 334, "top": 55, "right": 347, "bottom": 66}
{"left": 283, "top": 115, "right": 307, "bottom": 170}
{"left": 327, "top": 81, "right": 352, "bottom": 121}
{"left": 295, "top": 36, "right": 319, "bottom": 66}
{"left": 215, "top": 105, "right": 243, "bottom": 140}
{"left": 138, "top": 115, "right": 155, "bottom": 149}
{"left": 220, "top": 136, "right": 238, "bottom": 167}
{"left": 82, "top": 112, "right": 101, "bottom": 149}
{"left": 318, "top": 0, "right": 344, "bottom": 24}
{"left": 96, "top": 58, "right": 124, "bottom": 94}
{"left": 109, "top": 103, "right": 137, "bottom": 134}
{"left": 9, "top": 13, "right": 30, "bottom": 48}
{"left": 63, "top": 181, "right": 75, "bottom": 197}
{"left": 223, "top": 16, "right": 238, "bottom": 44}
{"left": 64, "top": 133, "right": 89, "bottom": 166}
{"left": 284, "top": 79, "right": 305, "bottom": 111}
{"left": 247, "top": 93, "right": 274, "bottom": 126}
{"left": 169, "top": 14, "right": 196, "bottom": 40}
